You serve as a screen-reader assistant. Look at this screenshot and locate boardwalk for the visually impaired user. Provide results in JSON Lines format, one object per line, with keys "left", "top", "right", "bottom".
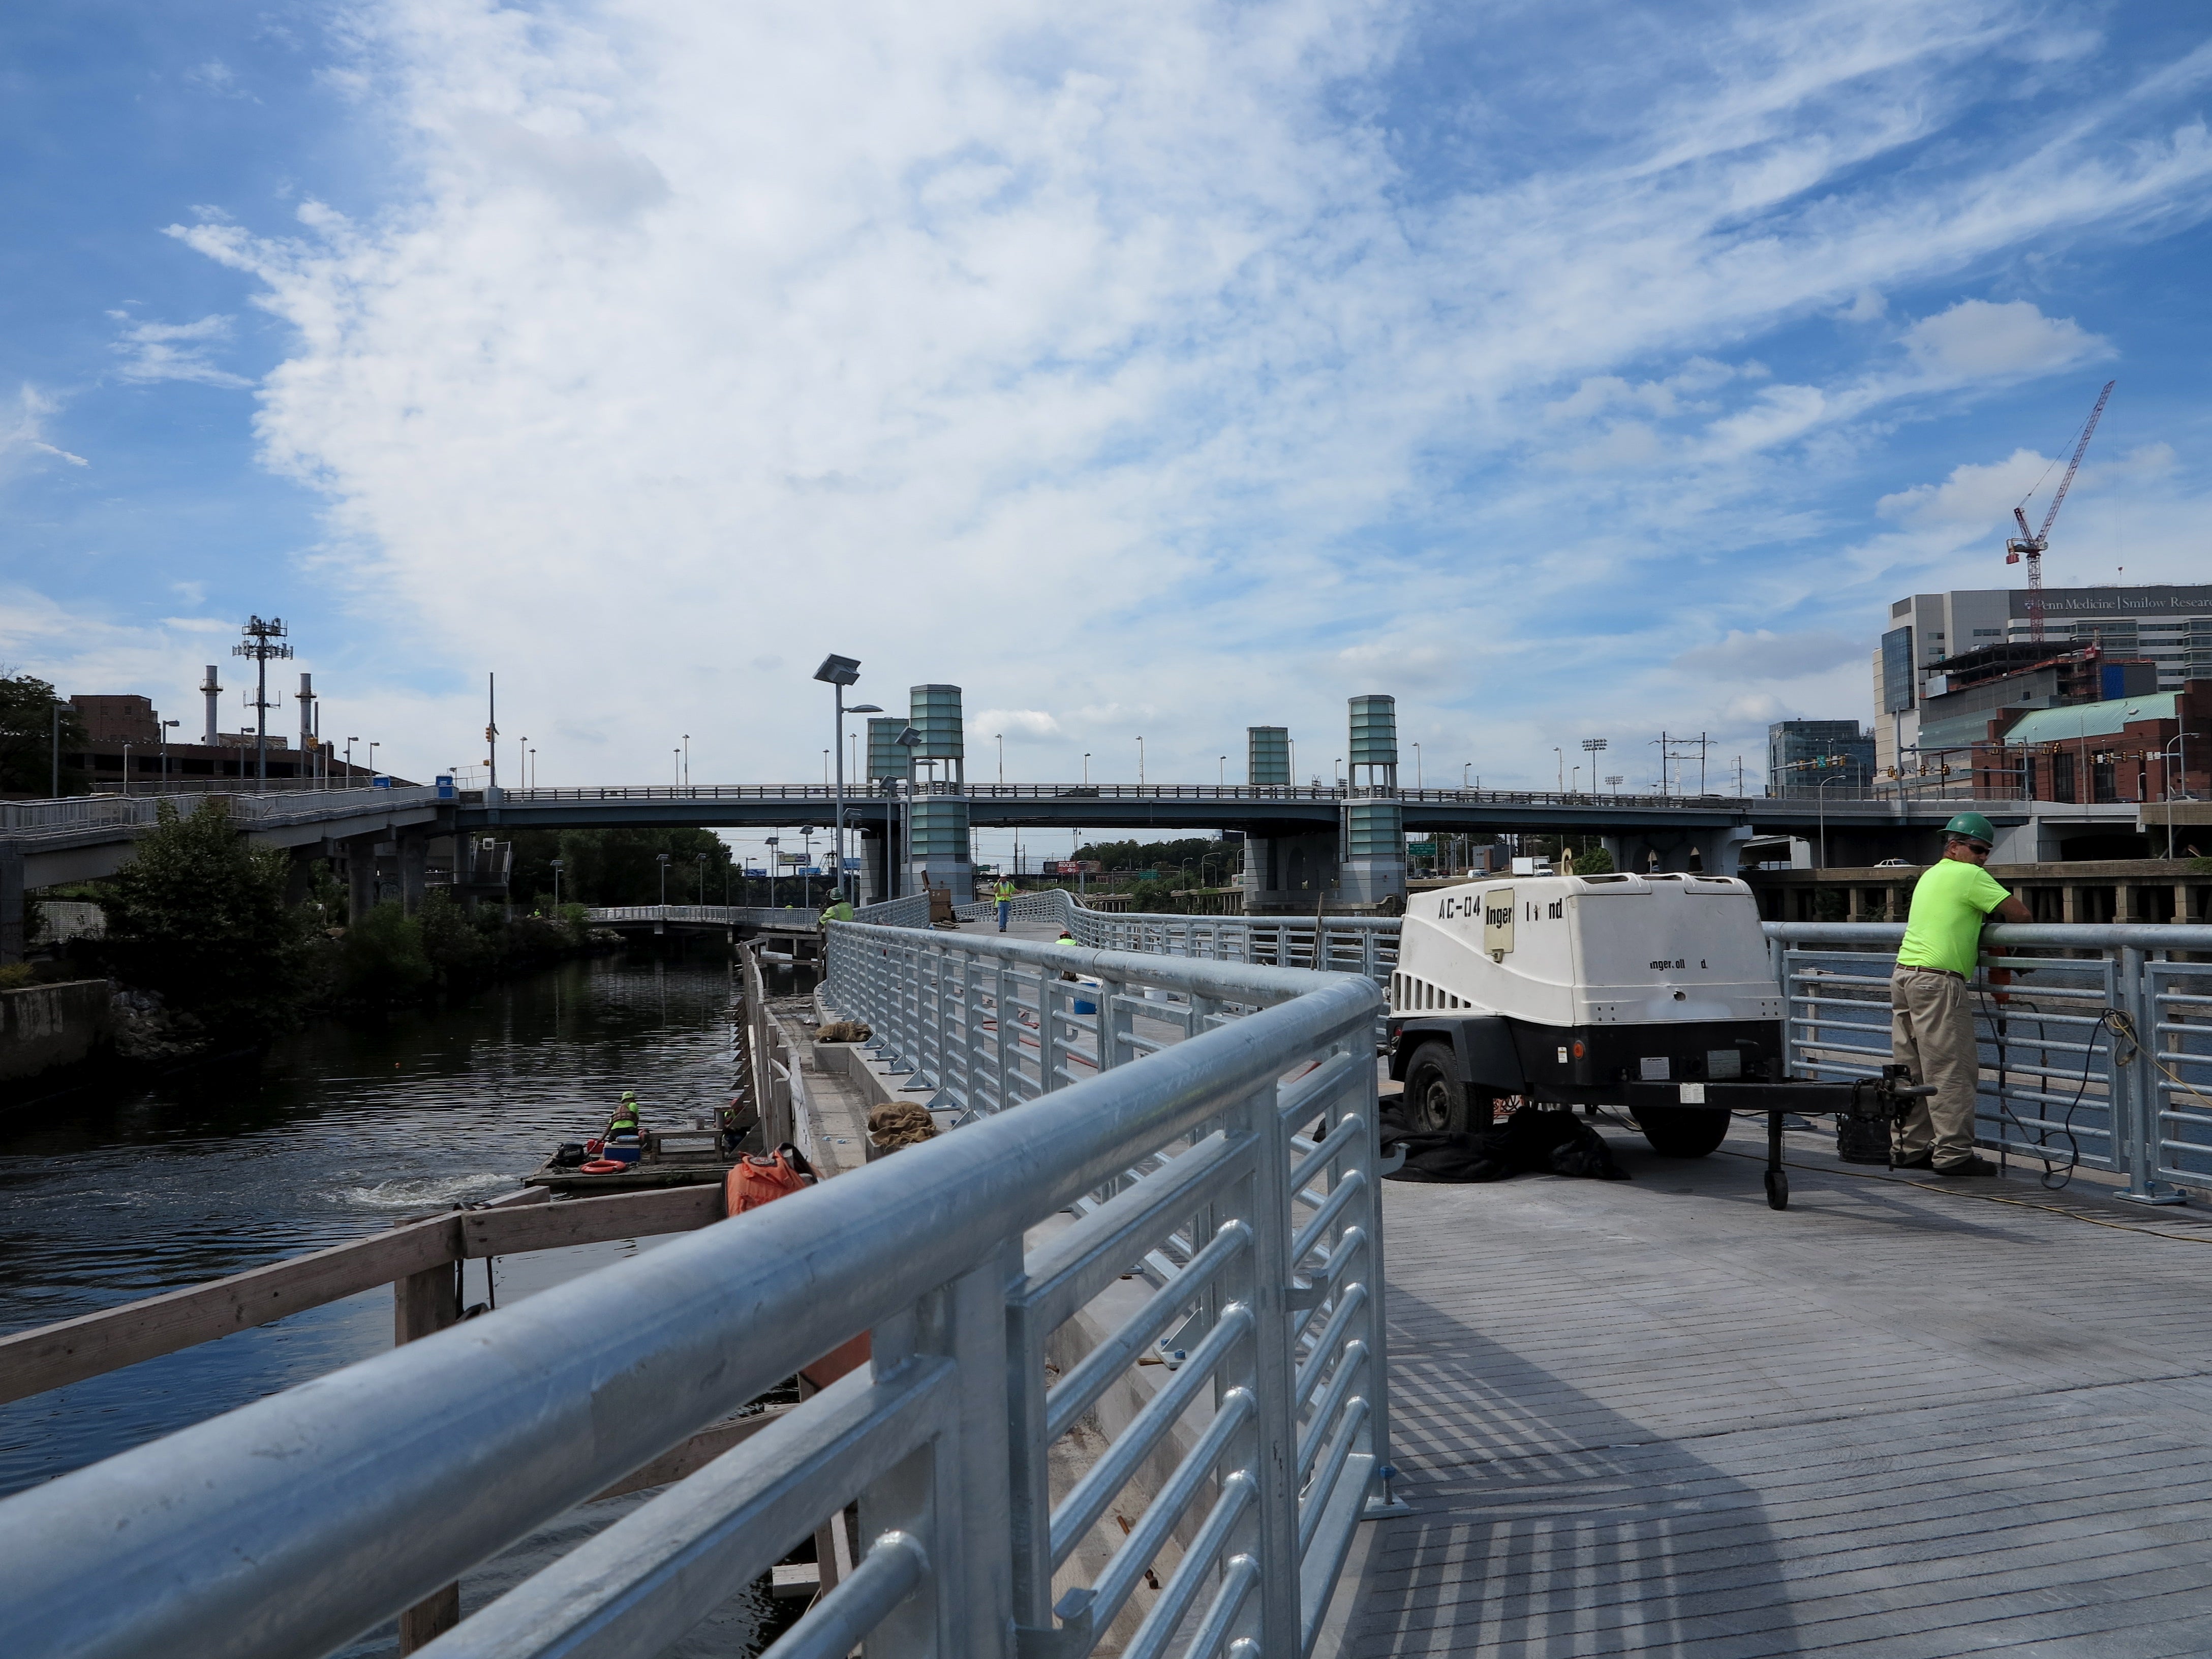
{"left": 1335, "top": 1122, "right": 2212, "bottom": 1657}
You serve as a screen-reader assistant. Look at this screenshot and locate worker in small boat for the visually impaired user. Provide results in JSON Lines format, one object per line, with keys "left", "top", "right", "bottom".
{"left": 606, "top": 1091, "right": 643, "bottom": 1141}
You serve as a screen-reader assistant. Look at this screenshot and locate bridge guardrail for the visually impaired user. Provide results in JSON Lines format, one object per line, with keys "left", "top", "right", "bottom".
{"left": 588, "top": 904, "right": 819, "bottom": 930}
{"left": 0, "top": 913, "right": 1391, "bottom": 1659}
{"left": 976, "top": 898, "right": 2212, "bottom": 1201}
{"left": 822, "top": 918, "right": 1393, "bottom": 1656}
{"left": 1766, "top": 922, "right": 2212, "bottom": 1202}
{"left": 960, "top": 888, "right": 1400, "bottom": 983}
{"left": 0, "top": 785, "right": 444, "bottom": 841}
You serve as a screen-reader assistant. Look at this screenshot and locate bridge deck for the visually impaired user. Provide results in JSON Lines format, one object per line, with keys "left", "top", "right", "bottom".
{"left": 1339, "top": 1122, "right": 2212, "bottom": 1658}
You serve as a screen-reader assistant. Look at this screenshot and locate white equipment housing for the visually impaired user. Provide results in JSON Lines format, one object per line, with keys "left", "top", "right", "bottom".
{"left": 1392, "top": 873, "right": 1783, "bottom": 1027}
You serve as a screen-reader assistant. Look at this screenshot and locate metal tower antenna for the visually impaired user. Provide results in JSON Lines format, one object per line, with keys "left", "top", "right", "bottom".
{"left": 232, "top": 618, "right": 292, "bottom": 791}
{"left": 2007, "top": 379, "right": 2116, "bottom": 642}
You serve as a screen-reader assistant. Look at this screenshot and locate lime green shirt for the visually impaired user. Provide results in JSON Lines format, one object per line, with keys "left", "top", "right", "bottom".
{"left": 1896, "top": 858, "right": 2011, "bottom": 976}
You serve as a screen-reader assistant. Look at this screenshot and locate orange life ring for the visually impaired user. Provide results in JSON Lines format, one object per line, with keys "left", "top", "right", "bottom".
{"left": 578, "top": 1158, "right": 626, "bottom": 1174}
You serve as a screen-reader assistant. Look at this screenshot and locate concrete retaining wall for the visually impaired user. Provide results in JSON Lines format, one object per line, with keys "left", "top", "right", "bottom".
{"left": 1, "top": 979, "right": 113, "bottom": 1080}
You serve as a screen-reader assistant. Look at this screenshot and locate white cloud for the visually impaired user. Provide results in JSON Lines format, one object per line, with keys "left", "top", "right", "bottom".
{"left": 135, "top": 0, "right": 2212, "bottom": 786}
{"left": 1876, "top": 448, "right": 2051, "bottom": 528}
{"left": 975, "top": 709, "right": 1061, "bottom": 738}
{"left": 110, "top": 315, "right": 254, "bottom": 388}
{"left": 1898, "top": 297, "right": 2105, "bottom": 380}
{"left": 1672, "top": 630, "right": 1860, "bottom": 681}
{"left": 1, "top": 385, "right": 88, "bottom": 474}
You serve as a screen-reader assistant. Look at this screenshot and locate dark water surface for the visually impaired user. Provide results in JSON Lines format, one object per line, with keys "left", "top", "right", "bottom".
{"left": 0, "top": 957, "right": 749, "bottom": 1498}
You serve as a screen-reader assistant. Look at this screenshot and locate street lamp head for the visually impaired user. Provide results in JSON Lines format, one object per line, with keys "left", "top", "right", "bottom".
{"left": 657, "top": 852, "right": 670, "bottom": 864}
{"left": 895, "top": 725, "right": 922, "bottom": 748}
{"left": 813, "top": 654, "right": 862, "bottom": 687}
{"left": 850, "top": 703, "right": 883, "bottom": 715}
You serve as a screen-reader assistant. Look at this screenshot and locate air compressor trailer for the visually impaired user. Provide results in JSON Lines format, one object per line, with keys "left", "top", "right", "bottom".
{"left": 1386, "top": 871, "right": 1926, "bottom": 1209}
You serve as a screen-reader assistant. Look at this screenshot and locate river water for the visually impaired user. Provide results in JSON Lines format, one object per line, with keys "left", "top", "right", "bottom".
{"left": 0, "top": 954, "right": 790, "bottom": 1654}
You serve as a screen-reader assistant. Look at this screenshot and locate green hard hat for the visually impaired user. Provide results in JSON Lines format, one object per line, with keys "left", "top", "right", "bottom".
{"left": 1944, "top": 812, "right": 1996, "bottom": 844}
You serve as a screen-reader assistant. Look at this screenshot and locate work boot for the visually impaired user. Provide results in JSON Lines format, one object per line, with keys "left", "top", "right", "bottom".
{"left": 1893, "top": 1152, "right": 1933, "bottom": 1171}
{"left": 1935, "top": 1155, "right": 1997, "bottom": 1178}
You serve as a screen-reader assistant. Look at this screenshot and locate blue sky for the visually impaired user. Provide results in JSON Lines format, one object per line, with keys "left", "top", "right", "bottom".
{"left": 8, "top": 1, "right": 2212, "bottom": 854}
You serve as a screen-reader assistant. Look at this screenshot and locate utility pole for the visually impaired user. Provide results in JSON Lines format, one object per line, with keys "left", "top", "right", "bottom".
{"left": 486, "top": 673, "right": 499, "bottom": 794}
{"left": 233, "top": 617, "right": 292, "bottom": 791}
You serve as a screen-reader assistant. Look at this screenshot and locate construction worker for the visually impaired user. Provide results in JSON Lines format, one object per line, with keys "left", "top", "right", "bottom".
{"left": 606, "top": 1090, "right": 643, "bottom": 1142}
{"left": 994, "top": 875, "right": 1017, "bottom": 931}
{"left": 820, "top": 896, "right": 854, "bottom": 925}
{"left": 1891, "top": 812, "right": 2031, "bottom": 1175}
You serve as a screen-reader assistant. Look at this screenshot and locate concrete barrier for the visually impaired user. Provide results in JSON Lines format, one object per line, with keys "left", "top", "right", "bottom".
{"left": 1, "top": 979, "right": 113, "bottom": 1080}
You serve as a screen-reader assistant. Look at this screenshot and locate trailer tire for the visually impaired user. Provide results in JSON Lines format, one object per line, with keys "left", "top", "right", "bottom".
{"left": 1631, "top": 1106, "right": 1730, "bottom": 1159}
{"left": 1404, "top": 1042, "right": 1471, "bottom": 1135}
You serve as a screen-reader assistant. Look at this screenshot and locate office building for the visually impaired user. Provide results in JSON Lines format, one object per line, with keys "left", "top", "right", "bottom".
{"left": 1766, "top": 720, "right": 1876, "bottom": 796}
{"left": 1871, "top": 583, "right": 2212, "bottom": 777}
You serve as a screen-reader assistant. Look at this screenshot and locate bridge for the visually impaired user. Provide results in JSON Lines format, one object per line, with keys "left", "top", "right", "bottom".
{"left": 6, "top": 886, "right": 2211, "bottom": 1657}
{"left": 0, "top": 779, "right": 2157, "bottom": 960}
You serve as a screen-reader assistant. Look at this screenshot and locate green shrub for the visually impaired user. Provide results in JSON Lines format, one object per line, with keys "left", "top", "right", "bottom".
{"left": 340, "top": 903, "right": 432, "bottom": 1003}
{"left": 99, "top": 798, "right": 319, "bottom": 1039}
{"left": 416, "top": 889, "right": 487, "bottom": 988}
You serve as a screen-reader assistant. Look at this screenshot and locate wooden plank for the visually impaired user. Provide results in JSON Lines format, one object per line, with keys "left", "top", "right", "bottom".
{"left": 592, "top": 1403, "right": 796, "bottom": 1501}
{"left": 0, "top": 1212, "right": 464, "bottom": 1407}
{"left": 462, "top": 1184, "right": 723, "bottom": 1257}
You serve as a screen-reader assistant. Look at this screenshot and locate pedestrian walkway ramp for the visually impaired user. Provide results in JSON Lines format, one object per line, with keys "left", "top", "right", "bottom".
{"left": 1340, "top": 1122, "right": 2212, "bottom": 1657}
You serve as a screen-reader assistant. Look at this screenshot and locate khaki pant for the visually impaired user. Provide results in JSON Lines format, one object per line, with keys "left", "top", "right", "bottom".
{"left": 1890, "top": 967, "right": 1980, "bottom": 1168}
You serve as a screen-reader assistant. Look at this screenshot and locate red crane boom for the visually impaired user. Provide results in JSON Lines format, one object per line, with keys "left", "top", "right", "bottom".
{"left": 2006, "top": 379, "right": 2116, "bottom": 641}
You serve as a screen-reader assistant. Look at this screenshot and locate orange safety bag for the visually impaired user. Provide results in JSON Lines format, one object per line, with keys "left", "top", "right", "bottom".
{"left": 722, "top": 1143, "right": 867, "bottom": 1386}
{"left": 725, "top": 1144, "right": 812, "bottom": 1214}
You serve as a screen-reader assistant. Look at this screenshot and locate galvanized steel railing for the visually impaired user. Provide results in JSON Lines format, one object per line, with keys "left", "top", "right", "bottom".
{"left": 959, "top": 887, "right": 1399, "bottom": 984}
{"left": 588, "top": 904, "right": 823, "bottom": 929}
{"left": 0, "top": 912, "right": 1391, "bottom": 1659}
{"left": 822, "top": 919, "right": 1395, "bottom": 1655}
{"left": 1766, "top": 922, "right": 2212, "bottom": 1202}
{"left": 0, "top": 784, "right": 445, "bottom": 841}
{"left": 857, "top": 893, "right": 933, "bottom": 930}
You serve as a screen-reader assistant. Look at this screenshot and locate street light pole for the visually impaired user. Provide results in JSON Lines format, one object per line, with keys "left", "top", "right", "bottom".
{"left": 1412, "top": 742, "right": 1421, "bottom": 788}
{"left": 814, "top": 654, "right": 862, "bottom": 904}
{"left": 657, "top": 851, "right": 671, "bottom": 907}
{"left": 1082, "top": 753, "right": 1090, "bottom": 785}
{"left": 1136, "top": 735, "right": 1145, "bottom": 787}
{"left": 550, "top": 857, "right": 563, "bottom": 910}
{"left": 996, "top": 732, "right": 1003, "bottom": 786}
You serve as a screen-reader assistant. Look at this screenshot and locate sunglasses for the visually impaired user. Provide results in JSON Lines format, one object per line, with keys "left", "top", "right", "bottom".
{"left": 1962, "top": 841, "right": 1991, "bottom": 856}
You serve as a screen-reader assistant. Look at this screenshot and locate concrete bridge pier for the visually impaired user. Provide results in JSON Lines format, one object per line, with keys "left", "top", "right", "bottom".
{"left": 1605, "top": 822, "right": 1756, "bottom": 875}
{"left": 1239, "top": 831, "right": 1340, "bottom": 914}
{"left": 398, "top": 831, "right": 429, "bottom": 916}
{"left": 283, "top": 845, "right": 323, "bottom": 908}
{"left": 343, "top": 836, "right": 378, "bottom": 920}
{"left": 0, "top": 844, "right": 23, "bottom": 965}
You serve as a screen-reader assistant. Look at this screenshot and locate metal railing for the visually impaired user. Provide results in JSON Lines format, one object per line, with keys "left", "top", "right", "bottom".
{"left": 959, "top": 888, "right": 1399, "bottom": 984}
{"left": 857, "top": 893, "right": 933, "bottom": 930}
{"left": 588, "top": 904, "right": 821, "bottom": 929}
{"left": 473, "top": 781, "right": 1982, "bottom": 816}
{"left": 822, "top": 919, "right": 1394, "bottom": 1656}
{"left": 0, "top": 785, "right": 444, "bottom": 841}
{"left": 1767, "top": 922, "right": 2212, "bottom": 1201}
{"left": 0, "top": 911, "right": 1390, "bottom": 1659}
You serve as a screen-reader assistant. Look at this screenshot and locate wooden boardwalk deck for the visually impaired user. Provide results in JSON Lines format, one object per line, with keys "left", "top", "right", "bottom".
{"left": 1337, "top": 1119, "right": 2212, "bottom": 1658}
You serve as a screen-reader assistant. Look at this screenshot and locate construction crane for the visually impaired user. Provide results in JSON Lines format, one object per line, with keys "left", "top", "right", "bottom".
{"left": 2006, "top": 378, "right": 2116, "bottom": 641}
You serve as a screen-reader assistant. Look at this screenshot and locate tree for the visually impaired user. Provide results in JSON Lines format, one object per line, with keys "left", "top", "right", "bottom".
{"left": 339, "top": 903, "right": 433, "bottom": 1003}
{"left": 0, "top": 671, "right": 88, "bottom": 796}
{"left": 99, "top": 798, "right": 321, "bottom": 1040}
{"left": 508, "top": 826, "right": 732, "bottom": 907}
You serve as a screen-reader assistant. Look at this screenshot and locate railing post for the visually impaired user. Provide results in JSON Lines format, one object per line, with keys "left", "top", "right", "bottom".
{"left": 1231, "top": 1080, "right": 1301, "bottom": 1652}
{"left": 2115, "top": 943, "right": 2185, "bottom": 1205}
{"left": 393, "top": 1244, "right": 461, "bottom": 1653}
